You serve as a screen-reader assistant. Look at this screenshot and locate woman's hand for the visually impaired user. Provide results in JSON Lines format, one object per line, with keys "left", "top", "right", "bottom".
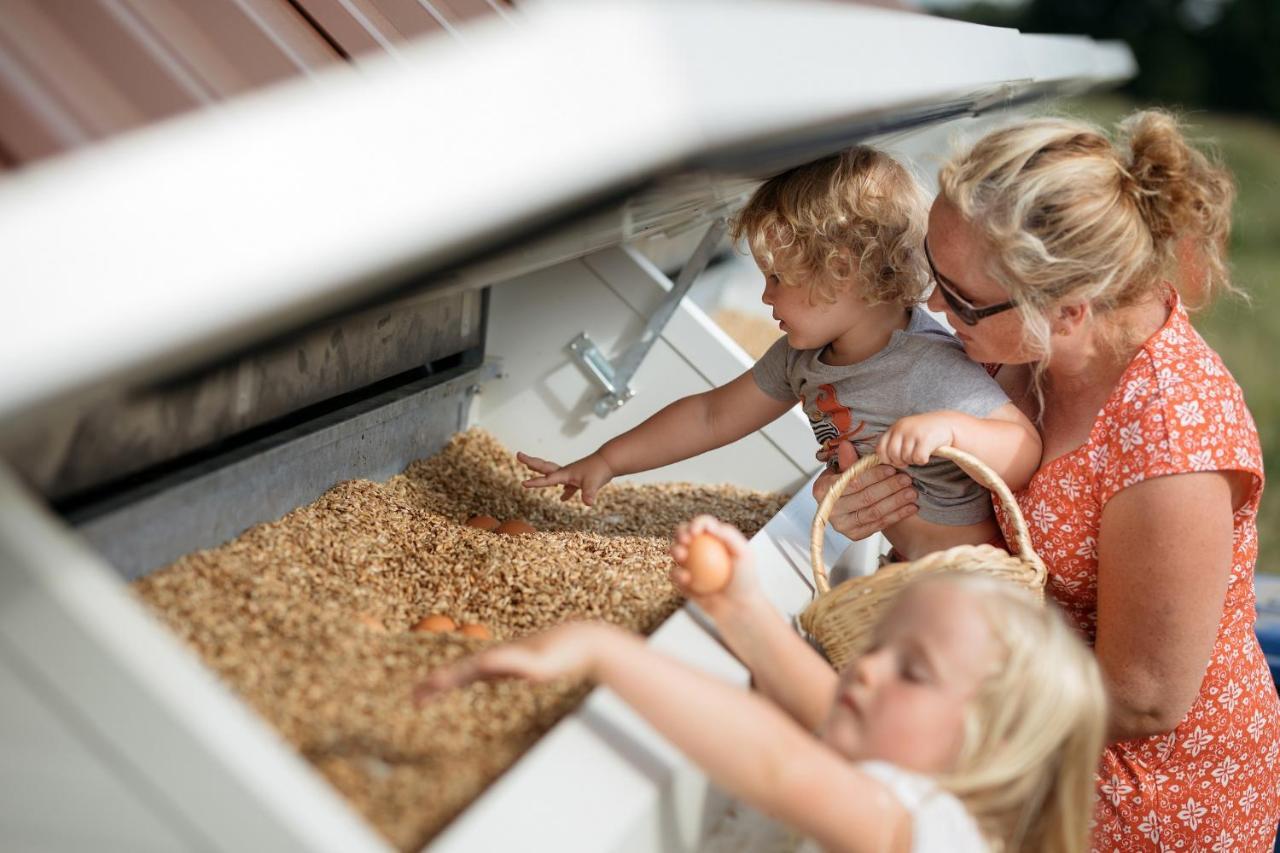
{"left": 812, "top": 440, "right": 918, "bottom": 541}
{"left": 517, "top": 451, "right": 615, "bottom": 505}
{"left": 414, "top": 622, "right": 615, "bottom": 703}
{"left": 669, "top": 516, "right": 764, "bottom": 621}
{"left": 876, "top": 413, "right": 956, "bottom": 469}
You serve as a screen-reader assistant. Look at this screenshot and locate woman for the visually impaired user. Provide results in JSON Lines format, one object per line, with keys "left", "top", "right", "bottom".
{"left": 816, "top": 110, "right": 1280, "bottom": 850}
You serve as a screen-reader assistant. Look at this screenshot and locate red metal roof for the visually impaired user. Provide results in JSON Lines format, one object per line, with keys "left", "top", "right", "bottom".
{"left": 0, "top": 0, "right": 507, "bottom": 167}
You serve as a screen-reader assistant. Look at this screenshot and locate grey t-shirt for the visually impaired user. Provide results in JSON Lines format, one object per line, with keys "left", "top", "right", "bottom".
{"left": 753, "top": 309, "right": 1009, "bottom": 525}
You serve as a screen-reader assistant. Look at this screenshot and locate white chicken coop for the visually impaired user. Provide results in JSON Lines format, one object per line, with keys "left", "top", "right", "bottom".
{"left": 0, "top": 2, "right": 1133, "bottom": 850}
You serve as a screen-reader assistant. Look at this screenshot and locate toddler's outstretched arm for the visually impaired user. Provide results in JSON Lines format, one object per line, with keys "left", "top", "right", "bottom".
{"left": 876, "top": 402, "right": 1041, "bottom": 490}
{"left": 670, "top": 516, "right": 836, "bottom": 732}
{"left": 518, "top": 371, "right": 794, "bottom": 505}
{"left": 416, "top": 622, "right": 909, "bottom": 853}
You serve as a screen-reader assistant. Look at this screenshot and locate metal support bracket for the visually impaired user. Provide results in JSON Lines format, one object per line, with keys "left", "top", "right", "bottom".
{"left": 568, "top": 218, "right": 728, "bottom": 417}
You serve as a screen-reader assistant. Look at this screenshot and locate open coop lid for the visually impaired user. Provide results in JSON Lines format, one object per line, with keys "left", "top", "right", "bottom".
{"left": 0, "top": 0, "right": 1133, "bottom": 444}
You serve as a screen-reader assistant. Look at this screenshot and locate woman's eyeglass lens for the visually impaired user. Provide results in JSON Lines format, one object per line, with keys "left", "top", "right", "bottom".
{"left": 923, "top": 241, "right": 1017, "bottom": 326}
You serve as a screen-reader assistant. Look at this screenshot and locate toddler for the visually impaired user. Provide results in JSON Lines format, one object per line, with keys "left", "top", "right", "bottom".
{"left": 419, "top": 516, "right": 1107, "bottom": 853}
{"left": 519, "top": 148, "right": 1040, "bottom": 560}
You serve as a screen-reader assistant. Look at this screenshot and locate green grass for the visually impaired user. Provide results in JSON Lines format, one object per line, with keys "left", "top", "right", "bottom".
{"left": 1063, "top": 94, "right": 1280, "bottom": 572}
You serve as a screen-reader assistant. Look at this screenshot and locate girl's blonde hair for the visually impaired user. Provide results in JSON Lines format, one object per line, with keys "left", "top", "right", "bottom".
{"left": 912, "top": 575, "right": 1107, "bottom": 853}
{"left": 731, "top": 147, "right": 930, "bottom": 307}
{"left": 938, "top": 110, "right": 1236, "bottom": 386}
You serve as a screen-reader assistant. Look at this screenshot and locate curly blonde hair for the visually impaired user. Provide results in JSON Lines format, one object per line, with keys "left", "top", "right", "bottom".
{"left": 939, "top": 109, "right": 1237, "bottom": 365}
{"left": 731, "top": 147, "right": 930, "bottom": 307}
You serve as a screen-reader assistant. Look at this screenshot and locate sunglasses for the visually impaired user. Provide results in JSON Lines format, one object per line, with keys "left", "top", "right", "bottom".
{"left": 923, "top": 239, "right": 1018, "bottom": 326}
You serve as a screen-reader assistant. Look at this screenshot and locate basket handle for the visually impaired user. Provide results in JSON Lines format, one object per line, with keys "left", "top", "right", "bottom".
{"left": 809, "top": 446, "right": 1037, "bottom": 595}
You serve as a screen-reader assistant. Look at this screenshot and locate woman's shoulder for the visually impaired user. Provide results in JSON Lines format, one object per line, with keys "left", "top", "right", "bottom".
{"left": 1094, "top": 295, "right": 1261, "bottom": 491}
{"left": 855, "top": 761, "right": 988, "bottom": 853}
{"left": 1136, "top": 295, "right": 1235, "bottom": 384}
{"left": 1109, "top": 296, "right": 1251, "bottom": 429}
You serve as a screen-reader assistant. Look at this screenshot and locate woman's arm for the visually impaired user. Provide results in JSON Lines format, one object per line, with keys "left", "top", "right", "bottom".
{"left": 519, "top": 371, "right": 794, "bottom": 504}
{"left": 1095, "top": 470, "right": 1245, "bottom": 741}
{"left": 418, "top": 623, "right": 910, "bottom": 853}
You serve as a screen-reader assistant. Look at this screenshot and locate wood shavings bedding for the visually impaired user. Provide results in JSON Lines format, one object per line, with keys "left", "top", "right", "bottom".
{"left": 134, "top": 428, "right": 786, "bottom": 850}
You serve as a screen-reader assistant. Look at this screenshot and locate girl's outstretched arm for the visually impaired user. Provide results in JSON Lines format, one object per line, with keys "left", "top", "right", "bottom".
{"left": 670, "top": 516, "right": 837, "bottom": 732}
{"left": 416, "top": 622, "right": 909, "bottom": 853}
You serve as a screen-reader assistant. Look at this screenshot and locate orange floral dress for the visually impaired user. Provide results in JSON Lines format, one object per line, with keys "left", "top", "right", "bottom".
{"left": 996, "top": 292, "right": 1280, "bottom": 851}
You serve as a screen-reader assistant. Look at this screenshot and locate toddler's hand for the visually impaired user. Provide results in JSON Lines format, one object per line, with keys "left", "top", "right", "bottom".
{"left": 815, "top": 439, "right": 858, "bottom": 474}
{"left": 876, "top": 413, "right": 956, "bottom": 469}
{"left": 670, "top": 516, "right": 761, "bottom": 620}
{"left": 413, "top": 622, "right": 613, "bottom": 704}
{"left": 517, "top": 451, "right": 615, "bottom": 505}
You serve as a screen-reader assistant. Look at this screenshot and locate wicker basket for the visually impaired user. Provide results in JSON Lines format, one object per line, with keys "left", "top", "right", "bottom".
{"left": 798, "top": 446, "right": 1047, "bottom": 670}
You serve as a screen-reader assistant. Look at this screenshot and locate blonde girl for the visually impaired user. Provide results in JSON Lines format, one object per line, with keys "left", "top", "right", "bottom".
{"left": 420, "top": 517, "right": 1106, "bottom": 852}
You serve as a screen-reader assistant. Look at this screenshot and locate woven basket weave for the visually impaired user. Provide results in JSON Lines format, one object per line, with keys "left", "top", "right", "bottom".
{"left": 797, "top": 446, "right": 1047, "bottom": 670}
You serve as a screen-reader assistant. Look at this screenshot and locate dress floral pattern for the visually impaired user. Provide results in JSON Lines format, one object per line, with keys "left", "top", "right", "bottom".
{"left": 995, "top": 292, "right": 1280, "bottom": 851}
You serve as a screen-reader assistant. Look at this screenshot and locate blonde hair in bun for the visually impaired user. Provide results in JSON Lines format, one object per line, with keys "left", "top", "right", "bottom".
{"left": 1120, "top": 110, "right": 1236, "bottom": 307}
{"left": 938, "top": 110, "right": 1237, "bottom": 406}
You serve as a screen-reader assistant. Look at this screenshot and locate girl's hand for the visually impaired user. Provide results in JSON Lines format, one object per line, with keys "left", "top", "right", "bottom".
{"left": 812, "top": 440, "right": 918, "bottom": 541}
{"left": 413, "top": 622, "right": 614, "bottom": 703}
{"left": 517, "top": 451, "right": 615, "bottom": 505}
{"left": 875, "top": 413, "right": 956, "bottom": 469}
{"left": 670, "top": 516, "right": 762, "bottom": 620}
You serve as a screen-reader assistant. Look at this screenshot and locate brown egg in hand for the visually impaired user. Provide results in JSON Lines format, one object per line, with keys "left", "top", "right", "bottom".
{"left": 465, "top": 515, "right": 500, "bottom": 531}
{"left": 412, "top": 614, "right": 457, "bottom": 633}
{"left": 684, "top": 534, "right": 733, "bottom": 594}
{"left": 495, "top": 519, "right": 536, "bottom": 536}
{"left": 458, "top": 623, "right": 492, "bottom": 640}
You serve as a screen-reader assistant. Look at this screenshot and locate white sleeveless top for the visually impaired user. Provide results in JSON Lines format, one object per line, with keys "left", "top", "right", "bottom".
{"left": 700, "top": 761, "right": 988, "bottom": 853}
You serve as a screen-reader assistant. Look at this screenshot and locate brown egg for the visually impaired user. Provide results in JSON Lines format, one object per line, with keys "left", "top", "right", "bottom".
{"left": 465, "top": 515, "right": 500, "bottom": 531}
{"left": 684, "top": 533, "right": 732, "bottom": 594}
{"left": 412, "top": 614, "right": 457, "bottom": 633}
{"left": 355, "top": 612, "right": 387, "bottom": 633}
{"left": 495, "top": 519, "right": 536, "bottom": 536}
{"left": 458, "top": 623, "right": 492, "bottom": 640}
